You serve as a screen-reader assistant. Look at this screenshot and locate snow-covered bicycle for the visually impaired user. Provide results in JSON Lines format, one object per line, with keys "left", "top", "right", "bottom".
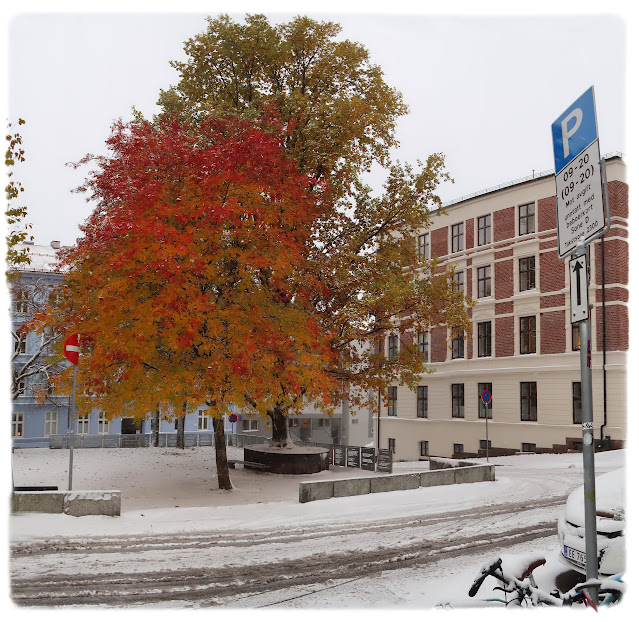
{"left": 438, "top": 556, "right": 624, "bottom": 609}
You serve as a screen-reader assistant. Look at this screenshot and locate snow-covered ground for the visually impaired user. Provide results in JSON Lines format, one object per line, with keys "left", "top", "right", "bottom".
{"left": 8, "top": 446, "right": 630, "bottom": 612}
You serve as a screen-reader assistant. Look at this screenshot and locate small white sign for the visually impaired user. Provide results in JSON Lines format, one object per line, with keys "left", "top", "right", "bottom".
{"left": 569, "top": 252, "right": 589, "bottom": 323}
{"left": 555, "top": 140, "right": 606, "bottom": 259}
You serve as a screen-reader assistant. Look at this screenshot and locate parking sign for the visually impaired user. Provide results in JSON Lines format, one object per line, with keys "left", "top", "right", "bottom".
{"left": 551, "top": 87, "right": 608, "bottom": 259}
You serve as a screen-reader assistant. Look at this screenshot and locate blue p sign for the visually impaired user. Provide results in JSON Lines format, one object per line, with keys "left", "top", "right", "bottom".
{"left": 551, "top": 86, "right": 598, "bottom": 172}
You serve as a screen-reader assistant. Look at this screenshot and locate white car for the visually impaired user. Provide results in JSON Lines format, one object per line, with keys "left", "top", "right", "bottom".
{"left": 557, "top": 468, "right": 625, "bottom": 577}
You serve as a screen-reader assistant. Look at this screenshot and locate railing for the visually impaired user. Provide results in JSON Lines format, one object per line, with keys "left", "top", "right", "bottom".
{"left": 46, "top": 431, "right": 271, "bottom": 449}
{"left": 442, "top": 151, "right": 624, "bottom": 208}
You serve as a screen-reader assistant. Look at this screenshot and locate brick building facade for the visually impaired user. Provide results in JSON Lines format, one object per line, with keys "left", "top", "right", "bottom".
{"left": 374, "top": 156, "right": 627, "bottom": 460}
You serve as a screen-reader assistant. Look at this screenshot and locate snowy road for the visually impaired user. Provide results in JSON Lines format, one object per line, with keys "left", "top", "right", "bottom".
{"left": 9, "top": 448, "right": 626, "bottom": 608}
{"left": 12, "top": 495, "right": 567, "bottom": 607}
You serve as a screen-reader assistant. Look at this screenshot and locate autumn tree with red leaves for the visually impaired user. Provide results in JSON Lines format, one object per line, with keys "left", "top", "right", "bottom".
{"left": 34, "top": 115, "right": 336, "bottom": 489}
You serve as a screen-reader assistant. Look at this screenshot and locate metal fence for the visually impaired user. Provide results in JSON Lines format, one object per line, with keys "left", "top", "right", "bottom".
{"left": 47, "top": 432, "right": 270, "bottom": 449}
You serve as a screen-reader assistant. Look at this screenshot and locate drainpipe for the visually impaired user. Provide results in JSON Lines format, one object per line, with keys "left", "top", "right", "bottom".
{"left": 600, "top": 236, "right": 608, "bottom": 447}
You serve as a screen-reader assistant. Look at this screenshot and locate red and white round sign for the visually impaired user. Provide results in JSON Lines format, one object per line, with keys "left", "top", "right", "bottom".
{"left": 64, "top": 333, "right": 80, "bottom": 366}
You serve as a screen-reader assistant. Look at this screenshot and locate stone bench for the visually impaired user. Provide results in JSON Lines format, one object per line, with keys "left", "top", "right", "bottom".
{"left": 228, "top": 460, "right": 269, "bottom": 471}
{"left": 12, "top": 490, "right": 121, "bottom": 516}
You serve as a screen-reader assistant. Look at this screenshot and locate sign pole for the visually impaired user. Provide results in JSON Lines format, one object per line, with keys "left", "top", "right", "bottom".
{"left": 485, "top": 402, "right": 489, "bottom": 463}
{"left": 575, "top": 245, "right": 598, "bottom": 600}
{"left": 68, "top": 364, "right": 77, "bottom": 490}
{"left": 64, "top": 333, "right": 80, "bottom": 491}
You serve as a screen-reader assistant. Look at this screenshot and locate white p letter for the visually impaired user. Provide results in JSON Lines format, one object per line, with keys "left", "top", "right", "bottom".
{"left": 561, "top": 108, "right": 583, "bottom": 158}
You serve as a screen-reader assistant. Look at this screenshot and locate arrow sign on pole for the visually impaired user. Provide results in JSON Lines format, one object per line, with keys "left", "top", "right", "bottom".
{"left": 569, "top": 253, "right": 589, "bottom": 323}
{"left": 573, "top": 259, "right": 584, "bottom": 307}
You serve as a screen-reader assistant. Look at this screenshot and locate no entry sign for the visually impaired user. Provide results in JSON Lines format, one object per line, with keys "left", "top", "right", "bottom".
{"left": 64, "top": 334, "right": 80, "bottom": 366}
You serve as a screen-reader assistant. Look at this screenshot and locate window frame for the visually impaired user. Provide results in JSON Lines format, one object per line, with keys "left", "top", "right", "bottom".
{"left": 14, "top": 289, "right": 29, "bottom": 314}
{"left": 477, "top": 214, "right": 491, "bottom": 246}
{"left": 452, "top": 383, "right": 465, "bottom": 418}
{"left": 417, "top": 385, "right": 428, "bottom": 418}
{"left": 519, "top": 256, "right": 536, "bottom": 291}
{"left": 98, "top": 413, "right": 110, "bottom": 434}
{"left": 389, "top": 438, "right": 396, "bottom": 454}
{"left": 419, "top": 440, "right": 429, "bottom": 457}
{"left": 14, "top": 333, "right": 27, "bottom": 354}
{"left": 520, "top": 381, "right": 538, "bottom": 421}
{"left": 76, "top": 414, "right": 90, "bottom": 434}
{"left": 451, "top": 222, "right": 464, "bottom": 253}
{"left": 417, "top": 233, "right": 429, "bottom": 260}
{"left": 388, "top": 334, "right": 399, "bottom": 360}
{"left": 477, "top": 320, "right": 492, "bottom": 357}
{"left": 453, "top": 443, "right": 464, "bottom": 455}
{"left": 417, "top": 331, "right": 429, "bottom": 361}
{"left": 12, "top": 412, "right": 24, "bottom": 437}
{"left": 451, "top": 327, "right": 464, "bottom": 360}
{"left": 388, "top": 386, "right": 398, "bottom": 417}
{"left": 453, "top": 271, "right": 464, "bottom": 293}
{"left": 242, "top": 419, "right": 259, "bottom": 431}
{"left": 522, "top": 442, "right": 537, "bottom": 453}
{"left": 477, "top": 265, "right": 492, "bottom": 298}
{"left": 519, "top": 315, "right": 537, "bottom": 355}
{"left": 44, "top": 411, "right": 58, "bottom": 436}
{"left": 519, "top": 203, "right": 535, "bottom": 235}
{"left": 572, "top": 381, "right": 582, "bottom": 424}
{"left": 197, "top": 409, "right": 209, "bottom": 430}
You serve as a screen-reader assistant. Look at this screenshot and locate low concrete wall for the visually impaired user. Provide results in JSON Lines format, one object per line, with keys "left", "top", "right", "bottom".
{"left": 333, "top": 477, "right": 371, "bottom": 498}
{"left": 299, "top": 462, "right": 494, "bottom": 503}
{"left": 12, "top": 490, "right": 121, "bottom": 516}
{"left": 370, "top": 473, "right": 420, "bottom": 494}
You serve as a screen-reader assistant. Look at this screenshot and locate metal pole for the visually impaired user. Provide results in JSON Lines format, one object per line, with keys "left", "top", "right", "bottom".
{"left": 67, "top": 364, "right": 77, "bottom": 490}
{"left": 577, "top": 245, "right": 598, "bottom": 604}
{"left": 485, "top": 402, "right": 489, "bottom": 462}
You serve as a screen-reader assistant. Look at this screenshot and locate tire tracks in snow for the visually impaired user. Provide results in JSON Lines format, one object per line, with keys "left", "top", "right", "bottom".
{"left": 11, "top": 495, "right": 565, "bottom": 607}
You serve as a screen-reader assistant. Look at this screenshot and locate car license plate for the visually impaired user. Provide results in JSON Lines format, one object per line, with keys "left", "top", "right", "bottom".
{"left": 563, "top": 545, "right": 587, "bottom": 568}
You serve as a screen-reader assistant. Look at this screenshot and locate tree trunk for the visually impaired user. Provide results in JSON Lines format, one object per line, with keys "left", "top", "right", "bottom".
{"left": 269, "top": 406, "right": 293, "bottom": 448}
{"left": 151, "top": 407, "right": 160, "bottom": 447}
{"left": 176, "top": 415, "right": 185, "bottom": 449}
{"left": 213, "top": 416, "right": 233, "bottom": 490}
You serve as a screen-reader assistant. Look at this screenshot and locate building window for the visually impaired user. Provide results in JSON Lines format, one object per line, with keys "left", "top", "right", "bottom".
{"left": 419, "top": 440, "right": 429, "bottom": 457}
{"left": 477, "top": 214, "right": 491, "bottom": 246}
{"left": 451, "top": 327, "right": 464, "bottom": 359}
{"left": 453, "top": 271, "right": 464, "bottom": 293}
{"left": 451, "top": 222, "right": 464, "bottom": 253}
{"left": 242, "top": 419, "right": 259, "bottom": 431}
{"left": 12, "top": 412, "right": 24, "bottom": 437}
{"left": 77, "top": 414, "right": 90, "bottom": 434}
{"left": 388, "top": 386, "right": 397, "bottom": 417}
{"left": 520, "top": 382, "right": 538, "bottom": 421}
{"left": 17, "top": 380, "right": 26, "bottom": 395}
{"left": 480, "top": 439, "right": 492, "bottom": 450}
{"left": 14, "top": 289, "right": 29, "bottom": 314}
{"left": 44, "top": 411, "right": 58, "bottom": 436}
{"left": 417, "top": 331, "right": 429, "bottom": 360}
{"left": 477, "top": 321, "right": 492, "bottom": 357}
{"left": 522, "top": 443, "right": 537, "bottom": 453}
{"left": 477, "top": 265, "right": 491, "bottom": 298}
{"left": 453, "top": 443, "right": 464, "bottom": 455}
{"left": 519, "top": 203, "right": 535, "bottom": 235}
{"left": 417, "top": 233, "right": 429, "bottom": 260}
{"left": 388, "top": 335, "right": 399, "bottom": 360}
{"left": 14, "top": 333, "right": 27, "bottom": 354}
{"left": 519, "top": 256, "right": 536, "bottom": 291}
{"left": 197, "top": 409, "right": 209, "bottom": 430}
{"left": 520, "top": 316, "right": 536, "bottom": 354}
{"left": 572, "top": 324, "right": 580, "bottom": 351}
{"left": 389, "top": 438, "right": 396, "bottom": 454}
{"left": 417, "top": 386, "right": 428, "bottom": 418}
{"left": 98, "top": 413, "right": 109, "bottom": 434}
{"left": 572, "top": 382, "right": 582, "bottom": 424}
{"left": 478, "top": 382, "right": 493, "bottom": 419}
{"left": 47, "top": 382, "right": 55, "bottom": 397}
{"left": 452, "top": 383, "right": 464, "bottom": 418}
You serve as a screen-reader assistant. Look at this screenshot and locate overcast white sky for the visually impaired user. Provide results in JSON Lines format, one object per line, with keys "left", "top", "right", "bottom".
{"left": 2, "top": 2, "right": 634, "bottom": 248}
